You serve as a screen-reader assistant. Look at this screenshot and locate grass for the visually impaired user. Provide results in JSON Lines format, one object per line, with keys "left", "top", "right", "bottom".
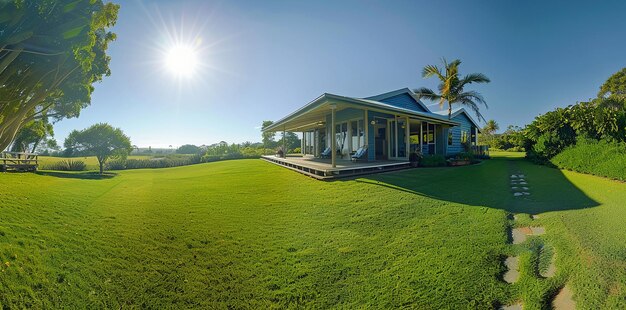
{"left": 0, "top": 154, "right": 624, "bottom": 308}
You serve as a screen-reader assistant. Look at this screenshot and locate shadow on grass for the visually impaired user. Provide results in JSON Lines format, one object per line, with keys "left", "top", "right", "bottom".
{"left": 353, "top": 156, "right": 599, "bottom": 214}
{"left": 36, "top": 170, "right": 117, "bottom": 180}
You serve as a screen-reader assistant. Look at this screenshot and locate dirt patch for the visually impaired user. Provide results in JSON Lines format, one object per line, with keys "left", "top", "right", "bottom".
{"left": 500, "top": 302, "right": 523, "bottom": 310}
{"left": 552, "top": 285, "right": 576, "bottom": 310}
{"left": 503, "top": 256, "right": 520, "bottom": 283}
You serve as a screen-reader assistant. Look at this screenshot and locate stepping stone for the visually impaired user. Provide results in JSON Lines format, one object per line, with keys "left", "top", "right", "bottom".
{"left": 522, "top": 192, "right": 531, "bottom": 195}
{"left": 552, "top": 285, "right": 576, "bottom": 310}
{"left": 511, "top": 187, "right": 519, "bottom": 190}
{"left": 513, "top": 192, "right": 524, "bottom": 197}
{"left": 503, "top": 256, "right": 520, "bottom": 283}
{"left": 511, "top": 228, "right": 527, "bottom": 244}
{"left": 518, "top": 179, "right": 526, "bottom": 182}
{"left": 510, "top": 175, "right": 518, "bottom": 178}
{"left": 519, "top": 182, "right": 528, "bottom": 185}
{"left": 511, "top": 226, "right": 546, "bottom": 244}
{"left": 522, "top": 187, "right": 529, "bottom": 190}
{"left": 531, "top": 214, "right": 539, "bottom": 220}
{"left": 500, "top": 302, "right": 523, "bottom": 310}
{"left": 530, "top": 226, "right": 545, "bottom": 235}
{"left": 518, "top": 174, "right": 525, "bottom": 178}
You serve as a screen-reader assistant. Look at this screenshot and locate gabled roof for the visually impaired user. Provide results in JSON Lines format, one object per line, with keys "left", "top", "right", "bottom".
{"left": 433, "top": 108, "right": 482, "bottom": 131}
{"left": 363, "top": 88, "right": 431, "bottom": 112}
{"left": 262, "top": 92, "right": 459, "bottom": 132}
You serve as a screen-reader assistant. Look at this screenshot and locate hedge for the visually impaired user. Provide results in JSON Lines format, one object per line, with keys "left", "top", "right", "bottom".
{"left": 550, "top": 139, "right": 626, "bottom": 181}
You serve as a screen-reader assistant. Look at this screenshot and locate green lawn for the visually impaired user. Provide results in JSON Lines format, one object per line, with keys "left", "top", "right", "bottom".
{"left": 0, "top": 154, "right": 624, "bottom": 308}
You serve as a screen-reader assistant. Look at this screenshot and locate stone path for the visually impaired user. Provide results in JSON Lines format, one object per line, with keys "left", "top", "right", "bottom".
{"left": 510, "top": 173, "right": 531, "bottom": 197}
{"left": 500, "top": 302, "right": 523, "bottom": 310}
{"left": 511, "top": 226, "right": 545, "bottom": 244}
{"left": 504, "top": 167, "right": 573, "bottom": 309}
{"left": 553, "top": 285, "right": 576, "bottom": 309}
{"left": 503, "top": 256, "right": 520, "bottom": 283}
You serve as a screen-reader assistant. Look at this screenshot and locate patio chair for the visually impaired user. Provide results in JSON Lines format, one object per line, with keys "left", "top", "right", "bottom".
{"left": 320, "top": 147, "right": 332, "bottom": 158}
{"left": 351, "top": 145, "right": 368, "bottom": 162}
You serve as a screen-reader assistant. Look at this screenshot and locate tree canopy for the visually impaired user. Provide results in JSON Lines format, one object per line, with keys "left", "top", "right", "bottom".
{"left": 598, "top": 68, "right": 626, "bottom": 99}
{"left": 64, "top": 123, "right": 132, "bottom": 174}
{"left": 176, "top": 144, "right": 202, "bottom": 154}
{"left": 9, "top": 119, "right": 53, "bottom": 153}
{"left": 0, "top": 0, "right": 119, "bottom": 151}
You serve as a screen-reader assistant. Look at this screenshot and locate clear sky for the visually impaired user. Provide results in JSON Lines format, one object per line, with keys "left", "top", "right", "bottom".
{"left": 53, "top": 0, "right": 626, "bottom": 148}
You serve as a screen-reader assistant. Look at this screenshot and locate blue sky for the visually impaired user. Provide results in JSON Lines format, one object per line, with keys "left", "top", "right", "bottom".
{"left": 53, "top": 0, "right": 626, "bottom": 147}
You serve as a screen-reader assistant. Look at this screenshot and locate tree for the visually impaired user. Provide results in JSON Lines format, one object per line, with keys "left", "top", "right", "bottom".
{"left": 0, "top": 1, "right": 120, "bottom": 151}
{"left": 261, "top": 120, "right": 276, "bottom": 148}
{"left": 176, "top": 144, "right": 202, "bottom": 154}
{"left": 280, "top": 132, "right": 301, "bottom": 152}
{"left": 482, "top": 120, "right": 499, "bottom": 135}
{"left": 9, "top": 119, "right": 54, "bottom": 153}
{"left": 414, "top": 58, "right": 490, "bottom": 121}
{"left": 64, "top": 123, "right": 132, "bottom": 174}
{"left": 598, "top": 68, "right": 626, "bottom": 99}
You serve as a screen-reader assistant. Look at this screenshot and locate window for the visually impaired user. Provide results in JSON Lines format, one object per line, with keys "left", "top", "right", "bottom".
{"left": 448, "top": 130, "right": 453, "bottom": 145}
{"left": 422, "top": 123, "right": 435, "bottom": 144}
{"left": 461, "top": 130, "right": 468, "bottom": 144}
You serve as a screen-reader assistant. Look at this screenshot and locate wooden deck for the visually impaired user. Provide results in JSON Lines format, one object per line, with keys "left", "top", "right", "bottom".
{"left": 261, "top": 155, "right": 410, "bottom": 180}
{"left": 0, "top": 152, "right": 39, "bottom": 172}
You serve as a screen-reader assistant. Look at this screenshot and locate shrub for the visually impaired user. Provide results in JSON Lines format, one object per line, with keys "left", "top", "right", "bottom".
{"left": 420, "top": 155, "right": 447, "bottom": 167}
{"left": 105, "top": 159, "right": 127, "bottom": 170}
{"left": 106, "top": 154, "right": 203, "bottom": 170}
{"left": 292, "top": 147, "right": 301, "bottom": 154}
{"left": 42, "top": 160, "right": 86, "bottom": 171}
{"left": 551, "top": 139, "right": 626, "bottom": 181}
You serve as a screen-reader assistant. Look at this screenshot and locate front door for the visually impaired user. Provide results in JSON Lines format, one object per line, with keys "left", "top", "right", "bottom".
{"left": 375, "top": 125, "right": 387, "bottom": 160}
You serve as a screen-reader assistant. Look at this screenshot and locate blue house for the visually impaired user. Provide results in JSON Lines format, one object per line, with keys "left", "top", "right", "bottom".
{"left": 263, "top": 88, "right": 481, "bottom": 170}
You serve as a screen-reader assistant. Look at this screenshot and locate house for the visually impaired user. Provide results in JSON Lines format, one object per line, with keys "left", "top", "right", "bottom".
{"left": 262, "top": 88, "right": 481, "bottom": 178}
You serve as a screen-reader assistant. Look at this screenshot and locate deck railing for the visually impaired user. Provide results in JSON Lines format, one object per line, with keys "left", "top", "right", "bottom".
{"left": 0, "top": 152, "right": 39, "bottom": 172}
{"left": 471, "top": 145, "right": 490, "bottom": 157}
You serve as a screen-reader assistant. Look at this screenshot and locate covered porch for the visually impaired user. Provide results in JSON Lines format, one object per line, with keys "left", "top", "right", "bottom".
{"left": 261, "top": 155, "right": 410, "bottom": 180}
{"left": 263, "top": 93, "right": 460, "bottom": 169}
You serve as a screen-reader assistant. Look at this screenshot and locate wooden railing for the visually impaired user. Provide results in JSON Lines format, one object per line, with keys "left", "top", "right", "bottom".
{"left": 0, "top": 152, "right": 39, "bottom": 172}
{"left": 471, "top": 145, "right": 490, "bottom": 157}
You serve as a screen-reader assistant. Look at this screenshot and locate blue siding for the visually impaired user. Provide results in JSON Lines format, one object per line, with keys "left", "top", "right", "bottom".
{"left": 379, "top": 93, "right": 428, "bottom": 113}
{"left": 447, "top": 113, "right": 474, "bottom": 156}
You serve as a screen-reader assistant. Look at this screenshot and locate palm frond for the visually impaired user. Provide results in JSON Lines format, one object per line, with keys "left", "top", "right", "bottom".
{"left": 422, "top": 65, "right": 443, "bottom": 80}
{"left": 458, "top": 90, "right": 488, "bottom": 108}
{"left": 413, "top": 87, "right": 441, "bottom": 101}
{"left": 458, "top": 97, "right": 486, "bottom": 122}
{"left": 459, "top": 73, "right": 490, "bottom": 85}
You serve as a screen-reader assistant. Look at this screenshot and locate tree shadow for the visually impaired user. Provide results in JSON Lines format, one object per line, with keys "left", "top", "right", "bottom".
{"left": 352, "top": 156, "right": 599, "bottom": 214}
{"left": 35, "top": 171, "right": 117, "bottom": 180}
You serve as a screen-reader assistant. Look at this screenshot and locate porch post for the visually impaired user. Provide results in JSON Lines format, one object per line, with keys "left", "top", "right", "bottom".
{"left": 331, "top": 105, "right": 337, "bottom": 168}
{"left": 405, "top": 116, "right": 410, "bottom": 159}
{"left": 364, "top": 109, "right": 369, "bottom": 146}
{"left": 420, "top": 122, "right": 423, "bottom": 154}
{"left": 301, "top": 132, "right": 305, "bottom": 155}
{"left": 282, "top": 128, "right": 286, "bottom": 157}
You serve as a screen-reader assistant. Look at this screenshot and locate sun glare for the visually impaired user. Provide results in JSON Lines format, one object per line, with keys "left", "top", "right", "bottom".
{"left": 165, "top": 44, "right": 199, "bottom": 78}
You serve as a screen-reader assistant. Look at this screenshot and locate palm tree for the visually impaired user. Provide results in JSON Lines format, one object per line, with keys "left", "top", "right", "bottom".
{"left": 414, "top": 58, "right": 490, "bottom": 121}
{"left": 483, "top": 119, "right": 499, "bottom": 135}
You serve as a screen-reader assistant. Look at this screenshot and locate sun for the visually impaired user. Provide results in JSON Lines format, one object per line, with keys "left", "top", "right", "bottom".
{"left": 164, "top": 44, "right": 199, "bottom": 78}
